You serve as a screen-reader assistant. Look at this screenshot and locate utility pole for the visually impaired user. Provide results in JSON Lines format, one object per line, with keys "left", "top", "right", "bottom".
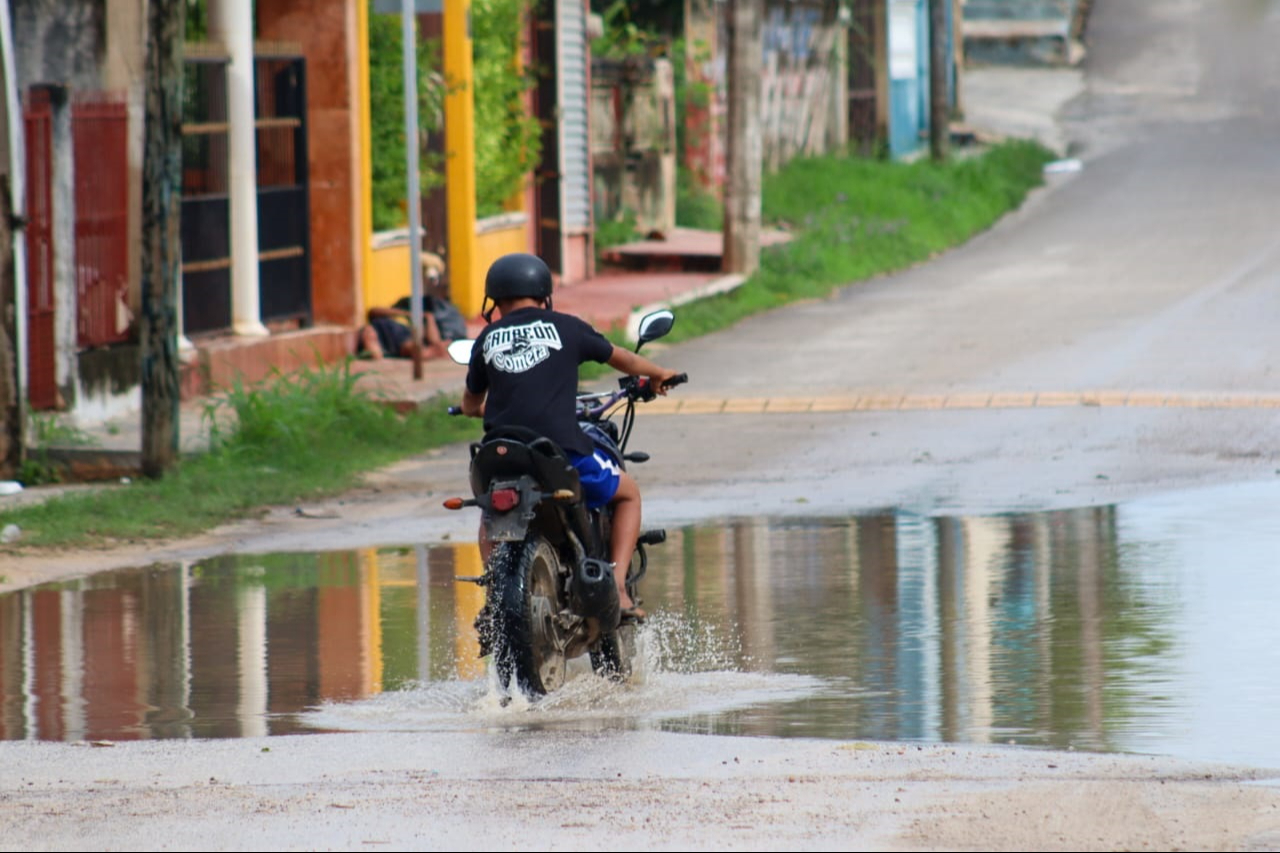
{"left": 401, "top": 0, "right": 425, "bottom": 380}
{"left": 139, "top": 0, "right": 185, "bottom": 478}
{"left": 722, "top": 0, "right": 763, "bottom": 276}
{"left": 928, "top": 0, "right": 950, "bottom": 162}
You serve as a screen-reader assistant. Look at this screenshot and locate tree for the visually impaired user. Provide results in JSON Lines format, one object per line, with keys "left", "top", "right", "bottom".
{"left": 928, "top": 0, "right": 950, "bottom": 162}
{"left": 139, "top": 0, "right": 185, "bottom": 478}
{"left": 722, "top": 0, "right": 762, "bottom": 276}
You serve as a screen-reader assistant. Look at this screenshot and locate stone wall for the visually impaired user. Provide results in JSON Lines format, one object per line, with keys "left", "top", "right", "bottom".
{"left": 11, "top": 0, "right": 105, "bottom": 90}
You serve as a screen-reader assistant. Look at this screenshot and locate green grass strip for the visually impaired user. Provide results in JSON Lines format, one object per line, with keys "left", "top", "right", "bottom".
{"left": 3, "top": 362, "right": 481, "bottom": 549}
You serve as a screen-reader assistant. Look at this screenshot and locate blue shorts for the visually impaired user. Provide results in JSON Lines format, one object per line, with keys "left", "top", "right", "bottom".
{"left": 568, "top": 450, "right": 622, "bottom": 510}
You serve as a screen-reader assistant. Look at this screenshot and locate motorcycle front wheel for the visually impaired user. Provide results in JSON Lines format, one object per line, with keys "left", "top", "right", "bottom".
{"left": 487, "top": 536, "right": 569, "bottom": 696}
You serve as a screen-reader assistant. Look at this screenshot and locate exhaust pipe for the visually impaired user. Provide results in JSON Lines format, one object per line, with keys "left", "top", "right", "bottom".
{"left": 572, "top": 557, "right": 620, "bottom": 629}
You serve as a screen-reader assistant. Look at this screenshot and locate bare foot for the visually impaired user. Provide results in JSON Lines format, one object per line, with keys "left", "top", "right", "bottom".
{"left": 619, "top": 589, "right": 646, "bottom": 619}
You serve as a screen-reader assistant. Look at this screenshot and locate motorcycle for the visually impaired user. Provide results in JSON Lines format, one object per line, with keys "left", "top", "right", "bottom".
{"left": 443, "top": 309, "right": 686, "bottom": 697}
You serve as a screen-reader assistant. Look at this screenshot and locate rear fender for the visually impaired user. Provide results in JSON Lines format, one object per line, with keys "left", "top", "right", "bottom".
{"left": 481, "top": 476, "right": 541, "bottom": 542}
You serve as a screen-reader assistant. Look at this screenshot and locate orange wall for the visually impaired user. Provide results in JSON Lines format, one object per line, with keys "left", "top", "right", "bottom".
{"left": 257, "top": 0, "right": 364, "bottom": 326}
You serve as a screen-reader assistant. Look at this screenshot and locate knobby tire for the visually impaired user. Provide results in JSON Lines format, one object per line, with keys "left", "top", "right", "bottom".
{"left": 488, "top": 536, "right": 565, "bottom": 696}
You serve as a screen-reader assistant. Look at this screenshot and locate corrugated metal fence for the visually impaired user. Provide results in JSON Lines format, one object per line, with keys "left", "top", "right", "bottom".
{"left": 23, "top": 91, "right": 56, "bottom": 410}
{"left": 72, "top": 96, "right": 130, "bottom": 348}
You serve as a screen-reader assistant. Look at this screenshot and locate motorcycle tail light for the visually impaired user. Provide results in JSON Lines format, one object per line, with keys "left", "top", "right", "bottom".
{"left": 490, "top": 488, "right": 520, "bottom": 512}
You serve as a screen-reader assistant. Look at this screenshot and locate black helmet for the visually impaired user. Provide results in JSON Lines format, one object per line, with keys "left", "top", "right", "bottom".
{"left": 484, "top": 253, "right": 553, "bottom": 302}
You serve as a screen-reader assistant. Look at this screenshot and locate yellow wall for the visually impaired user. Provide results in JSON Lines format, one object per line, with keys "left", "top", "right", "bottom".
{"left": 474, "top": 218, "right": 531, "bottom": 304}
{"left": 368, "top": 214, "right": 528, "bottom": 318}
{"left": 367, "top": 236, "right": 414, "bottom": 313}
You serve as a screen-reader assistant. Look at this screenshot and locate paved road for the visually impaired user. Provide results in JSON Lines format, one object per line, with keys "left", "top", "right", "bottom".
{"left": 626, "top": 0, "right": 1280, "bottom": 520}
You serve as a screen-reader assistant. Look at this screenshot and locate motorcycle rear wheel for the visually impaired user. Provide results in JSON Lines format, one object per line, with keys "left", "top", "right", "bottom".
{"left": 591, "top": 622, "right": 637, "bottom": 682}
{"left": 488, "top": 536, "right": 568, "bottom": 696}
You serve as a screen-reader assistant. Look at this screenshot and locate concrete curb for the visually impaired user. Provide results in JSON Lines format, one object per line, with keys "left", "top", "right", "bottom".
{"left": 624, "top": 273, "right": 747, "bottom": 341}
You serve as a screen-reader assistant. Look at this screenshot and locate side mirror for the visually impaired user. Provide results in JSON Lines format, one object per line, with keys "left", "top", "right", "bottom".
{"left": 635, "top": 309, "right": 675, "bottom": 349}
{"left": 447, "top": 339, "right": 475, "bottom": 365}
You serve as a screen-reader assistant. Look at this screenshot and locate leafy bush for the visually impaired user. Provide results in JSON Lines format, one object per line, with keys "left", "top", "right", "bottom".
{"left": 368, "top": 4, "right": 446, "bottom": 231}
{"left": 472, "top": 0, "right": 542, "bottom": 216}
{"left": 368, "top": 0, "right": 541, "bottom": 226}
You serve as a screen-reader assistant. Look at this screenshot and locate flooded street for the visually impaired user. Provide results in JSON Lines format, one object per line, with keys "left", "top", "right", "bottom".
{"left": 6, "top": 479, "right": 1278, "bottom": 771}
{"left": 6, "top": 3, "right": 1280, "bottom": 846}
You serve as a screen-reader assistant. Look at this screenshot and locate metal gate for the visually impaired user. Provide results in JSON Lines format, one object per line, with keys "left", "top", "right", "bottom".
{"left": 533, "top": 15, "right": 563, "bottom": 273}
{"left": 847, "top": 0, "right": 883, "bottom": 153}
{"left": 23, "top": 90, "right": 56, "bottom": 410}
{"left": 181, "top": 52, "right": 233, "bottom": 336}
{"left": 73, "top": 96, "right": 130, "bottom": 348}
{"left": 254, "top": 52, "right": 311, "bottom": 326}
{"left": 24, "top": 89, "right": 132, "bottom": 410}
{"left": 180, "top": 49, "right": 312, "bottom": 335}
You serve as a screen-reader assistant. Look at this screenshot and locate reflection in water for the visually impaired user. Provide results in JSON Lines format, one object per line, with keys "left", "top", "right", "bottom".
{"left": 2, "top": 484, "right": 1277, "bottom": 767}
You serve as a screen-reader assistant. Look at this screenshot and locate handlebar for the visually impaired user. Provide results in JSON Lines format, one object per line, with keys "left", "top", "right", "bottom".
{"left": 625, "top": 373, "right": 689, "bottom": 402}
{"left": 456, "top": 374, "right": 689, "bottom": 419}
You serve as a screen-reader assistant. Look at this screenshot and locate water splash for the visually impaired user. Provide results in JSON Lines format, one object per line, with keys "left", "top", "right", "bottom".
{"left": 304, "top": 608, "right": 824, "bottom": 734}
{"left": 633, "top": 609, "right": 742, "bottom": 676}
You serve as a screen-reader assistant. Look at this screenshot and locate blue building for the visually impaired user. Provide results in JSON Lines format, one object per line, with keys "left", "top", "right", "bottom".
{"left": 847, "top": 0, "right": 958, "bottom": 160}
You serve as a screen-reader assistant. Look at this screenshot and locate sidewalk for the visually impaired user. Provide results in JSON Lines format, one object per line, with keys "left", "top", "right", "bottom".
{"left": 22, "top": 261, "right": 745, "bottom": 478}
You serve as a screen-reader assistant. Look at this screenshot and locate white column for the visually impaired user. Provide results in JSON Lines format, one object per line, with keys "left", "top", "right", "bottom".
{"left": 1, "top": 0, "right": 29, "bottom": 406}
{"left": 47, "top": 85, "right": 78, "bottom": 403}
{"left": 209, "top": 0, "right": 268, "bottom": 337}
{"left": 237, "top": 581, "right": 269, "bottom": 738}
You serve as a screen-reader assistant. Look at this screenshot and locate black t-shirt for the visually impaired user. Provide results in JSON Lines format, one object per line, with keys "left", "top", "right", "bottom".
{"left": 466, "top": 307, "right": 614, "bottom": 455}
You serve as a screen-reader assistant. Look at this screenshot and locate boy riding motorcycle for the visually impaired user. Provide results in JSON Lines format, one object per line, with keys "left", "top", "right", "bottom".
{"left": 459, "top": 252, "right": 680, "bottom": 619}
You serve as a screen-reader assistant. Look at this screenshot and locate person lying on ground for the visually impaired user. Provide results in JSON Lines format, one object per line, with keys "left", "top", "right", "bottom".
{"left": 355, "top": 306, "right": 449, "bottom": 360}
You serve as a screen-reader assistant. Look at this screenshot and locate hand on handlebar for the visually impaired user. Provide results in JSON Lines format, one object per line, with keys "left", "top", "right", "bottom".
{"left": 649, "top": 369, "right": 685, "bottom": 396}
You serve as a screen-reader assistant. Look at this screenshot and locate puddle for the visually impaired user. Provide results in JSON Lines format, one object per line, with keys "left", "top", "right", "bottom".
{"left": 3, "top": 479, "right": 1280, "bottom": 769}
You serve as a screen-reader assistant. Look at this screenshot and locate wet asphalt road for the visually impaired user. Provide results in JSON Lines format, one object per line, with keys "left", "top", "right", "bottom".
{"left": 619, "top": 0, "right": 1280, "bottom": 524}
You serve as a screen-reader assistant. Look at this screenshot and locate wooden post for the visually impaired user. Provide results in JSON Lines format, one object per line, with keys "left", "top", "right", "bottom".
{"left": 139, "top": 0, "right": 185, "bottom": 478}
{"left": 928, "top": 0, "right": 950, "bottom": 162}
{"left": 722, "top": 0, "right": 762, "bottom": 276}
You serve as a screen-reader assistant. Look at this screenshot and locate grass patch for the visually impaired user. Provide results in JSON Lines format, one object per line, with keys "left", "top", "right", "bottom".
{"left": 3, "top": 140, "right": 1051, "bottom": 552}
{"left": 662, "top": 140, "right": 1054, "bottom": 343}
{"left": 594, "top": 209, "right": 642, "bottom": 264}
{"left": 676, "top": 165, "right": 724, "bottom": 231}
{"left": 2, "top": 362, "right": 481, "bottom": 550}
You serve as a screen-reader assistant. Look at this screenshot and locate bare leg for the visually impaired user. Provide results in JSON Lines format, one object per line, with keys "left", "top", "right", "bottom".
{"left": 609, "top": 471, "right": 643, "bottom": 613}
{"left": 358, "top": 325, "right": 385, "bottom": 359}
{"left": 396, "top": 314, "right": 448, "bottom": 360}
{"left": 423, "top": 313, "right": 448, "bottom": 359}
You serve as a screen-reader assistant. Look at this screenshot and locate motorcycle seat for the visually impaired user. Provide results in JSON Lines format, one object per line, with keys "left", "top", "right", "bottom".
{"left": 471, "top": 428, "right": 582, "bottom": 500}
